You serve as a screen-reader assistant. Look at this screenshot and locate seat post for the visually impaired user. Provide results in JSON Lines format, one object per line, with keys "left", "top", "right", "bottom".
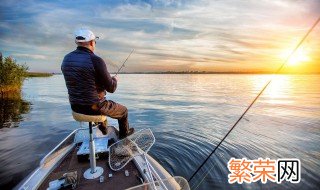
{"left": 89, "top": 122, "right": 96, "bottom": 174}
{"left": 72, "top": 111, "right": 104, "bottom": 179}
{"left": 83, "top": 121, "right": 103, "bottom": 179}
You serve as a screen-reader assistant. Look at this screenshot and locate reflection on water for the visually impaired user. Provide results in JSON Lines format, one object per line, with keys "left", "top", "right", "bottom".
{"left": 0, "top": 93, "right": 31, "bottom": 128}
{"left": 0, "top": 74, "right": 319, "bottom": 190}
{"left": 264, "top": 76, "right": 295, "bottom": 104}
{"left": 188, "top": 75, "right": 320, "bottom": 190}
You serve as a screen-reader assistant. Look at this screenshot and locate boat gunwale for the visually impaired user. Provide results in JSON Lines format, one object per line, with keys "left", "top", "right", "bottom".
{"left": 16, "top": 127, "right": 186, "bottom": 190}
{"left": 17, "top": 129, "right": 79, "bottom": 190}
{"left": 40, "top": 129, "right": 78, "bottom": 166}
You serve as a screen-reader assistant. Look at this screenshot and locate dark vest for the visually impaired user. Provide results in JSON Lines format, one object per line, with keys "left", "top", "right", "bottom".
{"left": 61, "top": 48, "right": 99, "bottom": 106}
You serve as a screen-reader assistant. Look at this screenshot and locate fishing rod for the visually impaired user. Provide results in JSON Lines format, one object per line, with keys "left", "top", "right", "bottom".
{"left": 114, "top": 49, "right": 134, "bottom": 77}
{"left": 188, "top": 16, "right": 320, "bottom": 184}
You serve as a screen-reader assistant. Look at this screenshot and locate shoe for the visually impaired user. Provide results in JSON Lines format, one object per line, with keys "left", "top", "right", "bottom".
{"left": 127, "top": 128, "right": 135, "bottom": 136}
{"left": 108, "top": 138, "right": 116, "bottom": 146}
{"left": 98, "top": 123, "right": 107, "bottom": 135}
{"left": 119, "top": 128, "right": 135, "bottom": 139}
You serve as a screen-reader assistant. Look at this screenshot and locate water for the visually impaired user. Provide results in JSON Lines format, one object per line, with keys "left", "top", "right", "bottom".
{"left": 0, "top": 74, "right": 319, "bottom": 189}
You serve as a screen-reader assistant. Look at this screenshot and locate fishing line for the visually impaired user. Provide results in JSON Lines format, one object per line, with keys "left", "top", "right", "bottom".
{"left": 188, "top": 16, "right": 320, "bottom": 185}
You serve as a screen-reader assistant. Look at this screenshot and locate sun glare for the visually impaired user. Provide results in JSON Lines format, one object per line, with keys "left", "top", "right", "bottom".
{"left": 280, "top": 47, "right": 310, "bottom": 66}
{"left": 288, "top": 48, "right": 310, "bottom": 66}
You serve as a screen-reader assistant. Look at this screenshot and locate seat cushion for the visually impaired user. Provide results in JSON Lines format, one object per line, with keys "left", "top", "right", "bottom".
{"left": 72, "top": 111, "right": 107, "bottom": 122}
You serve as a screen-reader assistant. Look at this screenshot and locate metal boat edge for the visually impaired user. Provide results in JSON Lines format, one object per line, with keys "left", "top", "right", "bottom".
{"left": 15, "top": 127, "right": 190, "bottom": 190}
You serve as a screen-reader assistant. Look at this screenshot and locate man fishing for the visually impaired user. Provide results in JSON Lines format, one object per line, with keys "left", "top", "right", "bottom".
{"left": 61, "top": 28, "right": 134, "bottom": 139}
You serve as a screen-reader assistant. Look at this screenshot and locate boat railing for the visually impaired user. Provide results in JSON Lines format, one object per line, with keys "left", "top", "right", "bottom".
{"left": 125, "top": 176, "right": 190, "bottom": 190}
{"left": 39, "top": 129, "right": 78, "bottom": 166}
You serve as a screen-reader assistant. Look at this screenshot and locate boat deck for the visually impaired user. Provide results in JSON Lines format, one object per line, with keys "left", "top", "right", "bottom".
{"left": 38, "top": 146, "right": 142, "bottom": 190}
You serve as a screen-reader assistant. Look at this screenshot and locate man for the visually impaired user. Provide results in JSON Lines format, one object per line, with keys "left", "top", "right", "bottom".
{"left": 61, "top": 29, "right": 134, "bottom": 139}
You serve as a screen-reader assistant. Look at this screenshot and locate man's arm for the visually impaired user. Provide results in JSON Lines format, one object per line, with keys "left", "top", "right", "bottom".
{"left": 91, "top": 55, "right": 117, "bottom": 93}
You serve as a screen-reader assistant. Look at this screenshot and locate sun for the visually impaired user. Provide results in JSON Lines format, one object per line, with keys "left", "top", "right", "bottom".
{"left": 288, "top": 48, "right": 310, "bottom": 66}
{"left": 280, "top": 47, "right": 310, "bottom": 66}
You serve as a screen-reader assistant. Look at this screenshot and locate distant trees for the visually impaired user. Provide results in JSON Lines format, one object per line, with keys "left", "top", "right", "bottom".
{"left": 0, "top": 52, "right": 28, "bottom": 95}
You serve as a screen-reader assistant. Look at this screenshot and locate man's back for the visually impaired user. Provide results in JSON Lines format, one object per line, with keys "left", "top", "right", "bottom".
{"left": 62, "top": 28, "right": 133, "bottom": 138}
{"left": 62, "top": 47, "right": 99, "bottom": 106}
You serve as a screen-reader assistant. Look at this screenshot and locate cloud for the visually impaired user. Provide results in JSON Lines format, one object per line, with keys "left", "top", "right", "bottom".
{"left": 0, "top": 0, "right": 319, "bottom": 72}
{"left": 11, "top": 53, "right": 46, "bottom": 60}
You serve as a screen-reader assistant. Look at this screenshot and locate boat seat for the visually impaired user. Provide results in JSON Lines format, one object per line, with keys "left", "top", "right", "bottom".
{"left": 71, "top": 111, "right": 106, "bottom": 179}
{"left": 72, "top": 111, "right": 107, "bottom": 123}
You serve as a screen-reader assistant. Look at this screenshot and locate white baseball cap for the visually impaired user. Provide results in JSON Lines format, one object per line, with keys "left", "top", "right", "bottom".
{"left": 74, "top": 29, "right": 99, "bottom": 42}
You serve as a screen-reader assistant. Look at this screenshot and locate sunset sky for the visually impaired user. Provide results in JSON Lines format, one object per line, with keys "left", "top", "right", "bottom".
{"left": 0, "top": 0, "right": 319, "bottom": 73}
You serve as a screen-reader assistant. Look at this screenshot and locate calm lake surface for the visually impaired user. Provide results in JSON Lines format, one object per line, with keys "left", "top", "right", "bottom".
{"left": 0, "top": 74, "right": 319, "bottom": 189}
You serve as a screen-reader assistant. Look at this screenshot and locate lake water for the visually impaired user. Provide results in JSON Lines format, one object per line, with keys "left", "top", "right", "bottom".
{"left": 0, "top": 74, "right": 319, "bottom": 189}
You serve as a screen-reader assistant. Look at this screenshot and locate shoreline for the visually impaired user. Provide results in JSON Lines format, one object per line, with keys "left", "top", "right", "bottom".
{"left": 1, "top": 72, "right": 53, "bottom": 95}
{"left": 109, "top": 72, "right": 320, "bottom": 75}
{"left": 0, "top": 85, "right": 21, "bottom": 96}
{"left": 26, "top": 72, "right": 54, "bottom": 77}
{"left": 52, "top": 72, "right": 320, "bottom": 75}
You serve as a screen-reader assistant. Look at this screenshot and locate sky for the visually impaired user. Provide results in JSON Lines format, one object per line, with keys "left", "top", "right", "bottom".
{"left": 0, "top": 0, "right": 319, "bottom": 73}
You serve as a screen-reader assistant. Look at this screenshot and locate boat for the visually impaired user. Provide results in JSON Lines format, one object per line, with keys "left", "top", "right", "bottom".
{"left": 14, "top": 114, "right": 190, "bottom": 190}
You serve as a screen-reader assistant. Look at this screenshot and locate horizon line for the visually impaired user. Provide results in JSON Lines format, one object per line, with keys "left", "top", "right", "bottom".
{"left": 31, "top": 71, "right": 320, "bottom": 75}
